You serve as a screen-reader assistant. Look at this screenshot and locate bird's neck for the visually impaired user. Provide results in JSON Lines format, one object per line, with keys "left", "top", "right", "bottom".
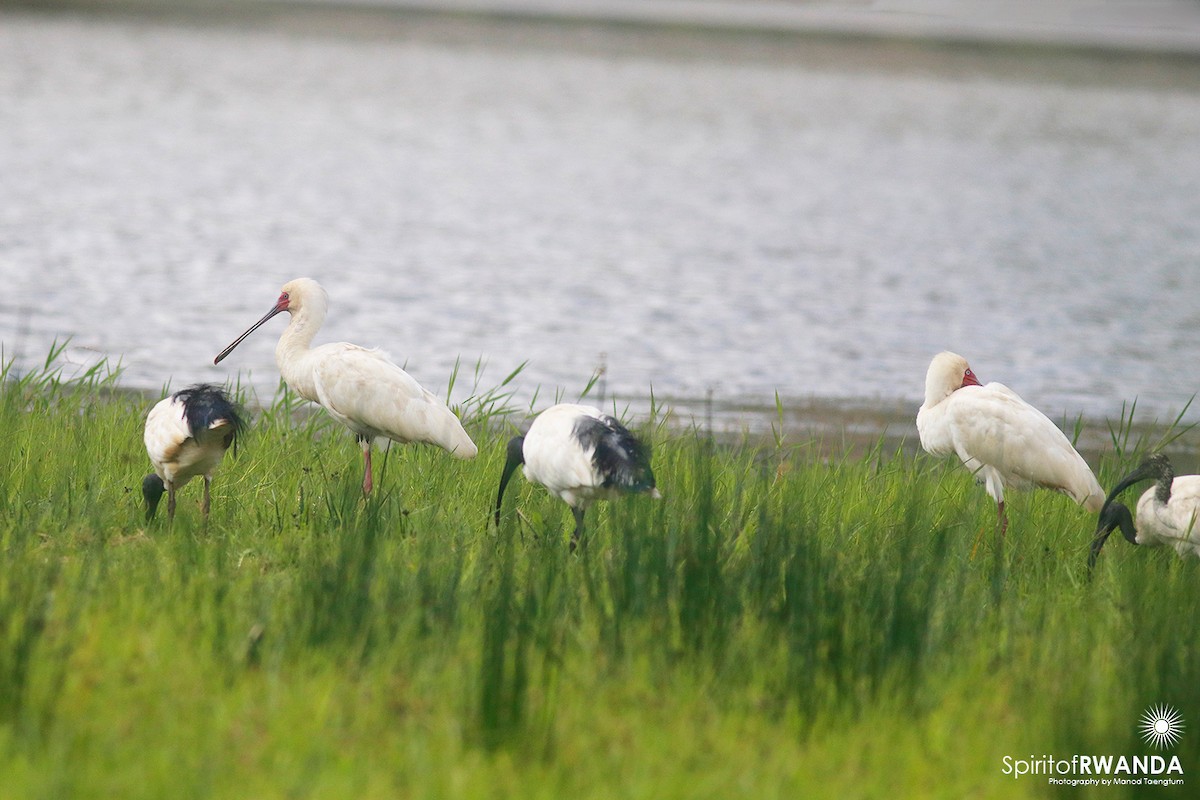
{"left": 921, "top": 382, "right": 957, "bottom": 411}
{"left": 275, "top": 308, "right": 324, "bottom": 402}
{"left": 1155, "top": 466, "right": 1174, "bottom": 506}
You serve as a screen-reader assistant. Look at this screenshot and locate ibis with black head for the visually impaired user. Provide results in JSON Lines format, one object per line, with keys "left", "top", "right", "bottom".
{"left": 494, "top": 403, "right": 660, "bottom": 551}
{"left": 1090, "top": 453, "right": 1200, "bottom": 569}
{"left": 143, "top": 383, "right": 245, "bottom": 521}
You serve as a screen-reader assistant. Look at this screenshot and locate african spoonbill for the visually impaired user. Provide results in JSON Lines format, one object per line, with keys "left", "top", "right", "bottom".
{"left": 916, "top": 351, "right": 1103, "bottom": 535}
{"left": 213, "top": 278, "right": 477, "bottom": 494}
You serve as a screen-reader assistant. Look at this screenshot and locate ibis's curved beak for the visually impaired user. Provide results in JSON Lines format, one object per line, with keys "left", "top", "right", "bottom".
{"left": 1100, "top": 459, "right": 1162, "bottom": 514}
{"left": 494, "top": 435, "right": 526, "bottom": 528}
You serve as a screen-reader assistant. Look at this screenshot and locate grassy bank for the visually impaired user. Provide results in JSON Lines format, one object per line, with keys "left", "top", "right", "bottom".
{"left": 0, "top": 355, "right": 1197, "bottom": 799}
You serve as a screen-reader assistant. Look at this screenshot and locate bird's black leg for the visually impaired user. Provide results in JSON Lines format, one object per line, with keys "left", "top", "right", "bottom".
{"left": 569, "top": 507, "right": 586, "bottom": 553}
{"left": 203, "top": 475, "right": 212, "bottom": 517}
{"left": 167, "top": 483, "right": 177, "bottom": 521}
{"left": 997, "top": 501, "right": 1008, "bottom": 538}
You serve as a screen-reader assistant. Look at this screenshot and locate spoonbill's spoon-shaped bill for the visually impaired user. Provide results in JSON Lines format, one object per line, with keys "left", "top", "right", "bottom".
{"left": 213, "top": 278, "right": 477, "bottom": 495}
{"left": 213, "top": 291, "right": 289, "bottom": 365}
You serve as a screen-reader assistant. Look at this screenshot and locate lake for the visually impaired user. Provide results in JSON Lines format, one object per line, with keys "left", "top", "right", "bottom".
{"left": 2, "top": 3, "right": 1199, "bottom": 435}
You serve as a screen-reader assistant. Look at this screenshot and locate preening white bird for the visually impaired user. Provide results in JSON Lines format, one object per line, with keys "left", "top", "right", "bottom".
{"left": 213, "top": 278, "right": 477, "bottom": 494}
{"left": 143, "top": 384, "right": 245, "bottom": 521}
{"left": 916, "top": 351, "right": 1104, "bottom": 535}
{"left": 1090, "top": 453, "right": 1200, "bottom": 570}
{"left": 494, "top": 403, "right": 661, "bottom": 551}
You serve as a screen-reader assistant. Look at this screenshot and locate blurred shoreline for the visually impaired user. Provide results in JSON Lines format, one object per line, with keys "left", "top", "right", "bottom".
{"left": 55, "top": 376, "right": 1200, "bottom": 470}
{"left": 14, "top": 0, "right": 1200, "bottom": 58}
{"left": 657, "top": 393, "right": 1198, "bottom": 471}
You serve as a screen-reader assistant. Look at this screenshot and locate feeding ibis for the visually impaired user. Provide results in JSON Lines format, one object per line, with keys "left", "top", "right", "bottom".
{"left": 214, "top": 278, "right": 477, "bottom": 494}
{"left": 143, "top": 383, "right": 245, "bottom": 521}
{"left": 916, "top": 351, "right": 1103, "bottom": 535}
{"left": 1090, "top": 453, "right": 1200, "bottom": 569}
{"left": 494, "top": 403, "right": 660, "bottom": 551}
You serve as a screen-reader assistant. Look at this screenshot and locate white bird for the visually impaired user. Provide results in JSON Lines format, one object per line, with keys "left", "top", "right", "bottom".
{"left": 143, "top": 383, "right": 245, "bottom": 521}
{"left": 1090, "top": 453, "right": 1200, "bottom": 569}
{"left": 494, "top": 403, "right": 661, "bottom": 551}
{"left": 213, "top": 278, "right": 477, "bottom": 495}
{"left": 916, "top": 351, "right": 1104, "bottom": 535}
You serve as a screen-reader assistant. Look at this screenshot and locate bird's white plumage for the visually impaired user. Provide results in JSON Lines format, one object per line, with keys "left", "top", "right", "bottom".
{"left": 269, "top": 278, "right": 476, "bottom": 459}
{"left": 305, "top": 343, "right": 476, "bottom": 457}
{"left": 917, "top": 351, "right": 1103, "bottom": 513}
{"left": 1131, "top": 476, "right": 1200, "bottom": 557}
{"left": 144, "top": 393, "right": 235, "bottom": 489}
{"left": 494, "top": 402, "right": 660, "bottom": 551}
{"left": 522, "top": 404, "right": 620, "bottom": 509}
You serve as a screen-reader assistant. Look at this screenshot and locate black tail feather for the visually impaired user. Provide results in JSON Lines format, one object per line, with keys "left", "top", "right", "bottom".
{"left": 574, "top": 415, "right": 655, "bottom": 493}
{"left": 175, "top": 384, "right": 246, "bottom": 450}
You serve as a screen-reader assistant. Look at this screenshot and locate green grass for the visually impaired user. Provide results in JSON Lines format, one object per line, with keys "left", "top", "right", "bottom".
{"left": 0, "top": 352, "right": 1197, "bottom": 799}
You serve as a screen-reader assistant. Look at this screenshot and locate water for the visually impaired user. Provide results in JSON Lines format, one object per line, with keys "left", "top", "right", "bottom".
{"left": 2, "top": 6, "right": 1199, "bottom": 429}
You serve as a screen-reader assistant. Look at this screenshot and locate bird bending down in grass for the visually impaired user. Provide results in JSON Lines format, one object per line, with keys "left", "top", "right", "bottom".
{"left": 143, "top": 383, "right": 245, "bottom": 521}
{"left": 213, "top": 278, "right": 477, "bottom": 494}
{"left": 494, "top": 403, "right": 661, "bottom": 551}
{"left": 1090, "top": 453, "right": 1200, "bottom": 570}
{"left": 916, "top": 351, "right": 1103, "bottom": 536}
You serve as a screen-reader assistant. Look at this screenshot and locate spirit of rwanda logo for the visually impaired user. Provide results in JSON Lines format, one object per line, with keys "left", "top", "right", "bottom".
{"left": 1139, "top": 704, "right": 1185, "bottom": 750}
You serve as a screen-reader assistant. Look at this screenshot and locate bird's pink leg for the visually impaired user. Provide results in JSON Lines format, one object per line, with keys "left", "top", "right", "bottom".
{"left": 361, "top": 438, "right": 374, "bottom": 495}
{"left": 997, "top": 501, "right": 1008, "bottom": 537}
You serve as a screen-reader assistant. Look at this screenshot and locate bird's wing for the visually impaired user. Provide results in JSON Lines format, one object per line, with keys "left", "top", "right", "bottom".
{"left": 524, "top": 433, "right": 601, "bottom": 496}
{"left": 310, "top": 344, "right": 477, "bottom": 458}
{"left": 945, "top": 383, "right": 1103, "bottom": 510}
{"left": 1146, "top": 476, "right": 1200, "bottom": 545}
{"left": 916, "top": 402, "right": 956, "bottom": 457}
{"left": 174, "top": 385, "right": 244, "bottom": 450}
{"left": 587, "top": 414, "right": 656, "bottom": 492}
{"left": 522, "top": 405, "right": 606, "bottom": 493}
{"left": 143, "top": 395, "right": 190, "bottom": 471}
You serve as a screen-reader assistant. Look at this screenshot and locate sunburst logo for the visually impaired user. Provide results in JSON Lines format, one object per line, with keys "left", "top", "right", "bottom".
{"left": 1139, "top": 704, "right": 1185, "bottom": 750}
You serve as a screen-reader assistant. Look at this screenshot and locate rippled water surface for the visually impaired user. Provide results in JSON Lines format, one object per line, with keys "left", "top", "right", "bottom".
{"left": 2, "top": 7, "right": 1199, "bottom": 425}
